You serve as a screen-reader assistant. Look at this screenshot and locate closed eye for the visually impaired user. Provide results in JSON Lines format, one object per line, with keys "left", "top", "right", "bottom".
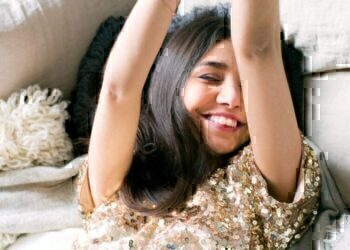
{"left": 199, "top": 75, "right": 221, "bottom": 82}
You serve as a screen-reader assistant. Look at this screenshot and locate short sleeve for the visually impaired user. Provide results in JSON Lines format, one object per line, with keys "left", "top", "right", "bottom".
{"left": 75, "top": 156, "right": 96, "bottom": 216}
{"left": 249, "top": 133, "right": 321, "bottom": 248}
{"left": 75, "top": 156, "right": 122, "bottom": 217}
{"left": 75, "top": 157, "right": 148, "bottom": 246}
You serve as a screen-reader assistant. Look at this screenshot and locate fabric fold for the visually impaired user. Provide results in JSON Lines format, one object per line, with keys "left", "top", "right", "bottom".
{"left": 0, "top": 156, "right": 85, "bottom": 234}
{"left": 288, "top": 137, "right": 348, "bottom": 250}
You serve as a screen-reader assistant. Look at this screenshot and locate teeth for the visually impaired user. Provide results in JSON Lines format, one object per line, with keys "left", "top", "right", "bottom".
{"left": 208, "top": 116, "right": 238, "bottom": 128}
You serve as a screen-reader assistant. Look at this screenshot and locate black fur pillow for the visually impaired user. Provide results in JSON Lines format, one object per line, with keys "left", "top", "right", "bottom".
{"left": 281, "top": 31, "right": 305, "bottom": 132}
{"left": 66, "top": 15, "right": 305, "bottom": 158}
{"left": 66, "top": 16, "right": 126, "bottom": 157}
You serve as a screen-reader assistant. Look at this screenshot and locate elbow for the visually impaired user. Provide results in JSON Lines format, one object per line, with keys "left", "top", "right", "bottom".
{"left": 100, "top": 79, "right": 142, "bottom": 104}
{"left": 233, "top": 36, "right": 280, "bottom": 59}
{"left": 100, "top": 81, "right": 123, "bottom": 101}
{"left": 235, "top": 43, "right": 277, "bottom": 59}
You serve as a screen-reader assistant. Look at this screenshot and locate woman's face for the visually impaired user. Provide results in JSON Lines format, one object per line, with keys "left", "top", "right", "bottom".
{"left": 183, "top": 39, "right": 250, "bottom": 155}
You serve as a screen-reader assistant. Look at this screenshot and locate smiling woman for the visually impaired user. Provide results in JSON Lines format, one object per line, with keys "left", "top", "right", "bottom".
{"left": 74, "top": 1, "right": 321, "bottom": 249}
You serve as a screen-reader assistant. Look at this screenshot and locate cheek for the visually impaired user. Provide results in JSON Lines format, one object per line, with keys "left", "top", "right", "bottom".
{"left": 183, "top": 84, "right": 211, "bottom": 114}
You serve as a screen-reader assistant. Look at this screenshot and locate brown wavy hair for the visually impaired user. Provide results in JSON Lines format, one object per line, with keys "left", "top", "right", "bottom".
{"left": 118, "top": 6, "right": 249, "bottom": 216}
{"left": 68, "top": 4, "right": 304, "bottom": 217}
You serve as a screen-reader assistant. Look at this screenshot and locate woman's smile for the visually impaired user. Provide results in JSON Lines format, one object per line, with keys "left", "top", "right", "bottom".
{"left": 202, "top": 114, "right": 243, "bottom": 132}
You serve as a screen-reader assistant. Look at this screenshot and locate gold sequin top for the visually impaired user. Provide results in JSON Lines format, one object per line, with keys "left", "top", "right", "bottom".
{"left": 73, "top": 134, "right": 321, "bottom": 249}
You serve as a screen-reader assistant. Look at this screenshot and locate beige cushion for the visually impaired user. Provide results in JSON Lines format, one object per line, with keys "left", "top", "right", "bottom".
{"left": 178, "top": 0, "right": 350, "bottom": 74}
{"left": 0, "top": 0, "right": 136, "bottom": 100}
{"left": 304, "top": 70, "right": 350, "bottom": 207}
{"left": 280, "top": 0, "right": 350, "bottom": 74}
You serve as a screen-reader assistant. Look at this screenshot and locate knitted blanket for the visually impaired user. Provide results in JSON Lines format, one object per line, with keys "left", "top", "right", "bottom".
{"left": 0, "top": 85, "right": 82, "bottom": 249}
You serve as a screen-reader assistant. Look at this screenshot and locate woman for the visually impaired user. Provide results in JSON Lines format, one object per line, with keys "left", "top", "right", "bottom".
{"left": 75, "top": 0, "right": 321, "bottom": 249}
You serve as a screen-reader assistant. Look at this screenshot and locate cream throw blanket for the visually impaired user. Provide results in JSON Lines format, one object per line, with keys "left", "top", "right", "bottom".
{"left": 0, "top": 85, "right": 81, "bottom": 249}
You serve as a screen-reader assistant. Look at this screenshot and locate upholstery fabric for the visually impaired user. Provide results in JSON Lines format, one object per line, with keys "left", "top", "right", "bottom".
{"left": 304, "top": 70, "right": 350, "bottom": 208}
{"left": 8, "top": 228, "right": 85, "bottom": 250}
{"left": 279, "top": 0, "right": 350, "bottom": 74}
{"left": 178, "top": 0, "right": 350, "bottom": 74}
{"left": 0, "top": 0, "right": 137, "bottom": 100}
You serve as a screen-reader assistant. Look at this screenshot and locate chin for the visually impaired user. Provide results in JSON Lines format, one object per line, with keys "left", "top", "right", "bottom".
{"left": 209, "top": 139, "right": 249, "bottom": 156}
{"left": 215, "top": 149, "right": 236, "bottom": 156}
{"left": 208, "top": 144, "right": 237, "bottom": 155}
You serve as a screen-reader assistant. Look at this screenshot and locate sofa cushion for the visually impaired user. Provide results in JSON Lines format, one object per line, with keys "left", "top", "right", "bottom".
{"left": 304, "top": 70, "right": 350, "bottom": 208}
{"left": 280, "top": 0, "right": 350, "bottom": 74}
{"left": 0, "top": 0, "right": 136, "bottom": 100}
{"left": 178, "top": 0, "right": 350, "bottom": 74}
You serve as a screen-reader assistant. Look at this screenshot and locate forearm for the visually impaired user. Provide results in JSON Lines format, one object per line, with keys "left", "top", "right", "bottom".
{"left": 239, "top": 56, "right": 301, "bottom": 202}
{"left": 102, "top": 0, "right": 179, "bottom": 97}
{"left": 230, "top": 0, "right": 301, "bottom": 202}
{"left": 230, "top": 0, "right": 281, "bottom": 54}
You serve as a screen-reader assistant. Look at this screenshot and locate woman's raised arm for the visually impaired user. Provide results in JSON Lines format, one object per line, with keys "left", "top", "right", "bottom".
{"left": 230, "top": 0, "right": 302, "bottom": 203}
{"left": 84, "top": 0, "right": 180, "bottom": 210}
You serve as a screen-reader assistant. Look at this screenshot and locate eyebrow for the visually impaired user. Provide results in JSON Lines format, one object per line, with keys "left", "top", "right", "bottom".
{"left": 197, "top": 61, "right": 228, "bottom": 70}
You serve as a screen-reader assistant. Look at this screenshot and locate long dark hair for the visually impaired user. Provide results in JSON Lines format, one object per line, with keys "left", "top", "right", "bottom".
{"left": 119, "top": 6, "right": 245, "bottom": 216}
{"left": 67, "top": 4, "right": 305, "bottom": 217}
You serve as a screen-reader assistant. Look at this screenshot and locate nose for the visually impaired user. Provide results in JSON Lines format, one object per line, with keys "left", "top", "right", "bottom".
{"left": 216, "top": 78, "right": 242, "bottom": 109}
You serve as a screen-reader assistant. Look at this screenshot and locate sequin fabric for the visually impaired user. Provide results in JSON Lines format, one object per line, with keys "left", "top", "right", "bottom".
{"left": 73, "top": 134, "right": 320, "bottom": 249}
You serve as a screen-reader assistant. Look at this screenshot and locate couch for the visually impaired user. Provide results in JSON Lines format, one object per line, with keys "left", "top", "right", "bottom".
{"left": 1, "top": 0, "right": 349, "bottom": 249}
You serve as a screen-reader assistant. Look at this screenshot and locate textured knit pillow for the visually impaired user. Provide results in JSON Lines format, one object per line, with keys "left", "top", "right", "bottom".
{"left": 0, "top": 85, "right": 73, "bottom": 171}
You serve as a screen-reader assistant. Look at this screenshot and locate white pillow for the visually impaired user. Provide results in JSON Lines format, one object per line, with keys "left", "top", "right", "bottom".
{"left": 304, "top": 70, "right": 350, "bottom": 207}
{"left": 0, "top": 84, "right": 72, "bottom": 171}
{"left": 178, "top": 0, "right": 350, "bottom": 74}
{"left": 0, "top": 0, "right": 137, "bottom": 100}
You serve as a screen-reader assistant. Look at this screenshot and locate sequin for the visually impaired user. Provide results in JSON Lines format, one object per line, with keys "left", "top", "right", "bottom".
{"left": 73, "top": 133, "right": 320, "bottom": 249}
